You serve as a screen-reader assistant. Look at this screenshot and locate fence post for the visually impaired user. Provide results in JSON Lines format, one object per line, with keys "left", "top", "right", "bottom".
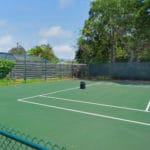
{"left": 87, "top": 62, "right": 90, "bottom": 79}
{"left": 44, "top": 59, "right": 47, "bottom": 81}
{"left": 71, "top": 60, "right": 74, "bottom": 79}
{"left": 60, "top": 63, "right": 63, "bottom": 79}
{"left": 24, "top": 54, "right": 27, "bottom": 83}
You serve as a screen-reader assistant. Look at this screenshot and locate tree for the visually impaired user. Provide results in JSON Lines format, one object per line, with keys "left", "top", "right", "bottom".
{"left": 76, "top": 0, "right": 126, "bottom": 63}
{"left": 133, "top": 0, "right": 150, "bottom": 61}
{"left": 28, "top": 44, "right": 59, "bottom": 62}
{"left": 9, "top": 43, "right": 26, "bottom": 54}
{"left": 76, "top": 0, "right": 150, "bottom": 63}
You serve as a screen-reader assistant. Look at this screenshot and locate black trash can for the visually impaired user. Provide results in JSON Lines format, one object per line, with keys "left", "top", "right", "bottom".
{"left": 80, "top": 81, "right": 86, "bottom": 89}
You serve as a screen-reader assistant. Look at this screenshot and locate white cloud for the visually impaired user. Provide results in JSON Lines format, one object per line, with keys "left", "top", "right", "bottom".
{"left": 39, "top": 26, "right": 72, "bottom": 39}
{"left": 38, "top": 39, "right": 48, "bottom": 45}
{"left": 0, "top": 35, "right": 15, "bottom": 52}
{"left": 53, "top": 44, "right": 75, "bottom": 60}
{"left": 38, "top": 26, "right": 75, "bottom": 59}
{"left": 59, "top": 0, "right": 73, "bottom": 8}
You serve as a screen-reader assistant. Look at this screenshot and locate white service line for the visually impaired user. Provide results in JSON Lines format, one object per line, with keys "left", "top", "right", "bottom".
{"left": 18, "top": 99, "right": 150, "bottom": 127}
{"left": 40, "top": 95, "right": 146, "bottom": 113}
{"left": 18, "top": 87, "right": 79, "bottom": 101}
{"left": 17, "top": 82, "right": 101, "bottom": 101}
{"left": 145, "top": 101, "right": 150, "bottom": 112}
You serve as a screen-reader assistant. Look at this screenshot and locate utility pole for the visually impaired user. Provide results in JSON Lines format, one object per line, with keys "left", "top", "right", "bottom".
{"left": 16, "top": 42, "right": 19, "bottom": 49}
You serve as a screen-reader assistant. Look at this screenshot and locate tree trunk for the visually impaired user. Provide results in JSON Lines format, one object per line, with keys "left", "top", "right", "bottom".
{"left": 129, "top": 49, "right": 134, "bottom": 62}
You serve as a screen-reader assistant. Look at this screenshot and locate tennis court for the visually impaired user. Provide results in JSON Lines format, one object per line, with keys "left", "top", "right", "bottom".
{"left": 0, "top": 79, "right": 150, "bottom": 150}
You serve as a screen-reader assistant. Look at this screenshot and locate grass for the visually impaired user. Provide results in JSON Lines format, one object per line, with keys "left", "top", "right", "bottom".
{"left": 0, "top": 77, "right": 69, "bottom": 86}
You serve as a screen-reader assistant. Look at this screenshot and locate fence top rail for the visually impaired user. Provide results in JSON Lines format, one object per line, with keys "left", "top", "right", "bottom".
{"left": 0, "top": 129, "right": 50, "bottom": 150}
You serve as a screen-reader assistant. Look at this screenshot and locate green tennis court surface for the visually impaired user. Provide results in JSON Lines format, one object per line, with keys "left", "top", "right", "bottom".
{"left": 0, "top": 79, "right": 150, "bottom": 150}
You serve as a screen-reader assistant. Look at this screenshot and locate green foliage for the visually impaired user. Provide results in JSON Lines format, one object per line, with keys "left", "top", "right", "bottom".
{"left": 76, "top": 0, "right": 150, "bottom": 63}
{"left": 0, "top": 59, "right": 15, "bottom": 79}
{"left": 139, "top": 48, "right": 150, "bottom": 62}
{"left": 0, "top": 78, "right": 63, "bottom": 86}
{"left": 28, "top": 44, "right": 59, "bottom": 63}
{"left": 9, "top": 44, "right": 26, "bottom": 54}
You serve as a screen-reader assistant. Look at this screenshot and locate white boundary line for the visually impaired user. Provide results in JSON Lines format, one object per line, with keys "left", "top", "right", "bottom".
{"left": 18, "top": 99, "right": 150, "bottom": 127}
{"left": 17, "top": 81, "right": 150, "bottom": 126}
{"left": 145, "top": 101, "right": 150, "bottom": 112}
{"left": 100, "top": 82, "right": 150, "bottom": 88}
{"left": 18, "top": 86, "right": 79, "bottom": 101}
{"left": 18, "top": 82, "right": 101, "bottom": 101}
{"left": 18, "top": 81, "right": 149, "bottom": 114}
{"left": 40, "top": 95, "right": 146, "bottom": 113}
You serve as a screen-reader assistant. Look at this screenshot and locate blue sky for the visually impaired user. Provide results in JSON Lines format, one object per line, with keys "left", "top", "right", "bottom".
{"left": 0, "top": 0, "right": 91, "bottom": 59}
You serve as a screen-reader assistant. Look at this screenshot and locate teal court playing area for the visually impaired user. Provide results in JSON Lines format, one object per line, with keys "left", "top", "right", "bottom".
{"left": 0, "top": 79, "right": 150, "bottom": 150}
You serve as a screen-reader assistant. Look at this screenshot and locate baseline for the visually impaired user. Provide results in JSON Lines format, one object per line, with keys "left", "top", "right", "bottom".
{"left": 101, "top": 82, "right": 150, "bottom": 88}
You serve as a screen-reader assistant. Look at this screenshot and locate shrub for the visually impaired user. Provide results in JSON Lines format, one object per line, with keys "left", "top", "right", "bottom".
{"left": 0, "top": 59, "right": 15, "bottom": 79}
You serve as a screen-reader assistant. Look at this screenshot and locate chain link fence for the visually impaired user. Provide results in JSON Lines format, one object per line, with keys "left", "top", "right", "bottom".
{"left": 0, "top": 125, "right": 67, "bottom": 150}
{"left": 6, "top": 55, "right": 88, "bottom": 81}
{"left": 1, "top": 53, "right": 150, "bottom": 81}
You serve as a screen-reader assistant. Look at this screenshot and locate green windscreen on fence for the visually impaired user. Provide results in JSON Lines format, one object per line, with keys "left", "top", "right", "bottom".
{"left": 0, "top": 125, "right": 67, "bottom": 150}
{"left": 89, "top": 62, "right": 150, "bottom": 80}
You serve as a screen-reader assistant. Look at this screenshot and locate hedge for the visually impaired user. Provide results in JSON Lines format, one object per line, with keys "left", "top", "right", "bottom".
{"left": 0, "top": 59, "right": 15, "bottom": 79}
